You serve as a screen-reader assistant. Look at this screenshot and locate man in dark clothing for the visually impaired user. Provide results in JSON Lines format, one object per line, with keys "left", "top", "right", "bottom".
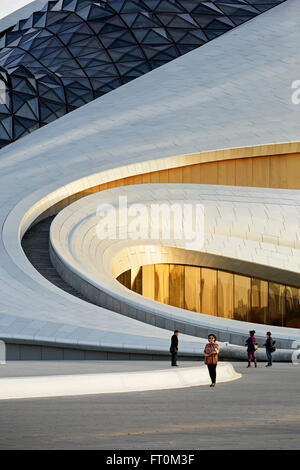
{"left": 264, "top": 331, "right": 276, "bottom": 367}
{"left": 170, "top": 330, "right": 179, "bottom": 366}
{"left": 245, "top": 330, "right": 257, "bottom": 368}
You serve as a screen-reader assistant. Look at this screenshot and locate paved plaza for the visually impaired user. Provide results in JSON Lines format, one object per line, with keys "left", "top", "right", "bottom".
{"left": 0, "top": 361, "right": 299, "bottom": 450}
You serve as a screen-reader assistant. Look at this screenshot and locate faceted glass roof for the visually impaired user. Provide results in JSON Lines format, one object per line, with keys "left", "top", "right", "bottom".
{"left": 0, "top": 0, "right": 285, "bottom": 149}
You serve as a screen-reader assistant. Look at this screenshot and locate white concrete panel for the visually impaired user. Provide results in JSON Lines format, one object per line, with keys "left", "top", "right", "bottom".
{"left": 0, "top": 363, "right": 241, "bottom": 399}
{"left": 0, "top": 0, "right": 48, "bottom": 28}
{"left": 0, "top": 0, "right": 37, "bottom": 19}
{"left": 0, "top": 0, "right": 298, "bottom": 356}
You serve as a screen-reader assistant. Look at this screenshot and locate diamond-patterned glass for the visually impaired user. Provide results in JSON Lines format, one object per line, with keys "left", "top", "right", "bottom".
{"left": 0, "top": 0, "right": 285, "bottom": 149}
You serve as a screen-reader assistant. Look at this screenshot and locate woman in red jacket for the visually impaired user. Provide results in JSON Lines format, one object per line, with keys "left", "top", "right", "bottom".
{"left": 204, "top": 334, "right": 219, "bottom": 387}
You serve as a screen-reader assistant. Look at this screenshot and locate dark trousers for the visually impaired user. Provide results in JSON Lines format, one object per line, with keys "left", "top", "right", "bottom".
{"left": 171, "top": 351, "right": 177, "bottom": 366}
{"left": 266, "top": 349, "right": 272, "bottom": 365}
{"left": 207, "top": 364, "right": 217, "bottom": 383}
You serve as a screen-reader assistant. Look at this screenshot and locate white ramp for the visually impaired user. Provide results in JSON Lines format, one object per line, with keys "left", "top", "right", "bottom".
{"left": 0, "top": 363, "right": 241, "bottom": 400}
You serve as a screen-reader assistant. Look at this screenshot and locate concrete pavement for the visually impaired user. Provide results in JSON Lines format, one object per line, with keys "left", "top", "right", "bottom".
{"left": 0, "top": 362, "right": 299, "bottom": 449}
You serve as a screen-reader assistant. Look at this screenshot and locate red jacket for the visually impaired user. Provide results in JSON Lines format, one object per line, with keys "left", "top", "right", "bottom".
{"left": 204, "top": 343, "right": 219, "bottom": 365}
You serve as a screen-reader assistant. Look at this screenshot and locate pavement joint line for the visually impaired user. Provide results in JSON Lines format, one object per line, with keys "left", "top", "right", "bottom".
{"left": 97, "top": 415, "right": 300, "bottom": 438}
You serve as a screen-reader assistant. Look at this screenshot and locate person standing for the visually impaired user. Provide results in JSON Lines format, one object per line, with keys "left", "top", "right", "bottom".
{"left": 170, "top": 330, "right": 179, "bottom": 366}
{"left": 245, "top": 330, "right": 257, "bottom": 368}
{"left": 264, "top": 331, "right": 275, "bottom": 367}
{"left": 204, "top": 334, "right": 219, "bottom": 387}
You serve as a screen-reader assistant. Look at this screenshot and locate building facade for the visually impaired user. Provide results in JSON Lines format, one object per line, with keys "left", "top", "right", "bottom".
{"left": 0, "top": 0, "right": 299, "bottom": 361}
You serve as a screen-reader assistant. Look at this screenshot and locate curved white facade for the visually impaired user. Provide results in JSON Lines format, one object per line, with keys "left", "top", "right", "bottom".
{"left": 0, "top": 0, "right": 48, "bottom": 28}
{"left": 0, "top": 0, "right": 38, "bottom": 19}
{"left": 0, "top": 0, "right": 299, "bottom": 360}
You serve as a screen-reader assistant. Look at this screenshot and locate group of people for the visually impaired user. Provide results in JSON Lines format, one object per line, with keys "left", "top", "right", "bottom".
{"left": 245, "top": 330, "right": 276, "bottom": 368}
{"left": 170, "top": 329, "right": 276, "bottom": 387}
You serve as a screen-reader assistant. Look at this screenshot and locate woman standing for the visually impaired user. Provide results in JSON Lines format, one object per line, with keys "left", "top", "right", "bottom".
{"left": 245, "top": 330, "right": 257, "bottom": 368}
{"left": 204, "top": 334, "right": 219, "bottom": 387}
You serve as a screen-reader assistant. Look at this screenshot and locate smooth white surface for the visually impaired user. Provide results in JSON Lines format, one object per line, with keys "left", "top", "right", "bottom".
{"left": 49, "top": 183, "right": 300, "bottom": 342}
{"left": 0, "top": 0, "right": 299, "bottom": 353}
{"left": 0, "top": 0, "right": 49, "bottom": 31}
{"left": 0, "top": 0, "right": 35, "bottom": 19}
{"left": 51, "top": 183, "right": 300, "bottom": 278}
{"left": 0, "top": 0, "right": 48, "bottom": 19}
{"left": 0, "top": 363, "right": 242, "bottom": 399}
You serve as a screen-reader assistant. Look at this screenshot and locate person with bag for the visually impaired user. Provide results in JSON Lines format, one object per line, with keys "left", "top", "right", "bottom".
{"left": 204, "top": 334, "right": 219, "bottom": 387}
{"left": 264, "top": 331, "right": 276, "bottom": 367}
{"left": 245, "top": 330, "right": 258, "bottom": 368}
{"left": 170, "top": 330, "right": 179, "bottom": 366}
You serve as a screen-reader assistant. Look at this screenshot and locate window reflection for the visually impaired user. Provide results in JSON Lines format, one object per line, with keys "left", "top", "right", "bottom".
{"left": 131, "top": 267, "right": 142, "bottom": 295}
{"left": 250, "top": 278, "right": 268, "bottom": 324}
{"left": 269, "top": 282, "right": 285, "bottom": 326}
{"left": 117, "top": 264, "right": 300, "bottom": 329}
{"left": 234, "top": 274, "right": 250, "bottom": 321}
{"left": 154, "top": 264, "right": 169, "bottom": 304}
{"left": 169, "top": 264, "right": 185, "bottom": 308}
{"left": 200, "top": 268, "right": 217, "bottom": 316}
{"left": 117, "top": 269, "right": 131, "bottom": 289}
{"left": 285, "top": 286, "right": 300, "bottom": 328}
{"left": 184, "top": 266, "right": 201, "bottom": 312}
{"left": 218, "top": 271, "right": 233, "bottom": 318}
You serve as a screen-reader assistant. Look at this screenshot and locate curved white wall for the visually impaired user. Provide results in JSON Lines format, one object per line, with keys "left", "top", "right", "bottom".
{"left": 0, "top": 0, "right": 49, "bottom": 29}
{"left": 48, "top": 183, "right": 300, "bottom": 351}
{"left": 0, "top": 0, "right": 299, "bottom": 359}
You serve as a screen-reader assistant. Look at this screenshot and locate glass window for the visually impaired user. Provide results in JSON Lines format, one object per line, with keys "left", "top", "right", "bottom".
{"left": 131, "top": 267, "right": 142, "bottom": 295}
{"left": 154, "top": 264, "right": 170, "bottom": 304}
{"left": 142, "top": 264, "right": 155, "bottom": 299}
{"left": 217, "top": 270, "right": 234, "bottom": 318}
{"left": 285, "top": 286, "right": 300, "bottom": 328}
{"left": 250, "top": 278, "right": 268, "bottom": 324}
{"left": 117, "top": 269, "right": 131, "bottom": 289}
{"left": 268, "top": 282, "right": 285, "bottom": 326}
{"left": 234, "top": 274, "right": 251, "bottom": 322}
{"left": 200, "top": 268, "right": 217, "bottom": 316}
{"left": 184, "top": 265, "right": 201, "bottom": 312}
{"left": 169, "top": 264, "right": 185, "bottom": 308}
{"left": 119, "top": 264, "right": 300, "bottom": 329}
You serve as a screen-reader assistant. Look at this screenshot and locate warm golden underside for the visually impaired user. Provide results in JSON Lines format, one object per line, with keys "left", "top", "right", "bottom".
{"left": 118, "top": 264, "right": 300, "bottom": 329}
